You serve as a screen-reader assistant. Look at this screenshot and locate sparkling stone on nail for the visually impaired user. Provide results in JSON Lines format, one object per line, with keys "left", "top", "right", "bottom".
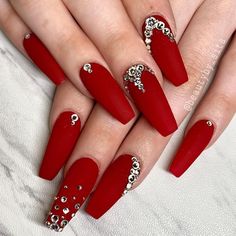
{"left": 126, "top": 183, "right": 132, "bottom": 190}
{"left": 61, "top": 220, "right": 68, "bottom": 227}
{"left": 54, "top": 205, "right": 59, "bottom": 210}
{"left": 77, "top": 185, "right": 83, "bottom": 191}
{"left": 146, "top": 17, "right": 157, "bottom": 29}
{"left": 50, "top": 223, "right": 60, "bottom": 231}
{"left": 71, "top": 213, "right": 76, "bottom": 218}
{"left": 163, "top": 28, "right": 170, "bottom": 35}
{"left": 145, "top": 38, "right": 151, "bottom": 44}
{"left": 128, "top": 66, "right": 136, "bottom": 76}
{"left": 128, "top": 174, "right": 136, "bottom": 183}
{"left": 83, "top": 63, "right": 92, "bottom": 72}
{"left": 75, "top": 203, "right": 80, "bottom": 210}
{"left": 64, "top": 185, "right": 68, "bottom": 189}
{"left": 144, "top": 30, "right": 152, "bottom": 38}
{"left": 132, "top": 161, "right": 140, "bottom": 170}
{"left": 51, "top": 215, "right": 59, "bottom": 223}
{"left": 157, "top": 21, "right": 165, "bottom": 30}
{"left": 63, "top": 208, "right": 70, "bottom": 214}
{"left": 61, "top": 196, "right": 67, "bottom": 203}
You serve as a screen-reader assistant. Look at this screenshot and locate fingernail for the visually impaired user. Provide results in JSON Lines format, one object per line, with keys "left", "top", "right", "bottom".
{"left": 124, "top": 64, "right": 177, "bottom": 136}
{"left": 86, "top": 155, "right": 141, "bottom": 219}
{"left": 143, "top": 16, "right": 188, "bottom": 86}
{"left": 45, "top": 158, "right": 98, "bottom": 232}
{"left": 39, "top": 112, "right": 81, "bottom": 180}
{"left": 23, "top": 33, "right": 66, "bottom": 85}
{"left": 80, "top": 63, "right": 135, "bottom": 124}
{"left": 169, "top": 120, "right": 215, "bottom": 177}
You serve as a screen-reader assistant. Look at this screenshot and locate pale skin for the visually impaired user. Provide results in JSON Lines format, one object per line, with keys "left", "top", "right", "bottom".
{"left": 0, "top": 0, "right": 235, "bottom": 194}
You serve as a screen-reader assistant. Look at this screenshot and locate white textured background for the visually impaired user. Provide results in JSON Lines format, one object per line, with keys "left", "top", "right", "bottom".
{"left": 0, "top": 31, "right": 236, "bottom": 236}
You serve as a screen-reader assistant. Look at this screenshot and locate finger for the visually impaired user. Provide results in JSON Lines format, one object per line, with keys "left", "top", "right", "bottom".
{"left": 8, "top": 0, "right": 135, "bottom": 124}
{"left": 63, "top": 0, "right": 177, "bottom": 136}
{"left": 169, "top": 34, "right": 236, "bottom": 177}
{"left": 122, "top": 0, "right": 195, "bottom": 86}
{"left": 39, "top": 81, "right": 94, "bottom": 181}
{"left": 84, "top": 0, "right": 236, "bottom": 218}
{"left": 45, "top": 102, "right": 138, "bottom": 231}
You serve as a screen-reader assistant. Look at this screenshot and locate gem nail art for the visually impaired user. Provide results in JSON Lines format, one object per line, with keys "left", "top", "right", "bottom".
{"left": 123, "top": 64, "right": 177, "bottom": 136}
{"left": 143, "top": 16, "right": 188, "bottom": 86}
{"left": 80, "top": 63, "right": 135, "bottom": 124}
{"left": 23, "top": 33, "right": 66, "bottom": 85}
{"left": 169, "top": 120, "right": 215, "bottom": 177}
{"left": 86, "top": 155, "right": 140, "bottom": 219}
{"left": 45, "top": 158, "right": 98, "bottom": 232}
{"left": 39, "top": 112, "right": 81, "bottom": 180}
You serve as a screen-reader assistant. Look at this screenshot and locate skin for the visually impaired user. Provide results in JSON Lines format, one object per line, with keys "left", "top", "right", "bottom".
{"left": 0, "top": 0, "right": 235, "bottom": 193}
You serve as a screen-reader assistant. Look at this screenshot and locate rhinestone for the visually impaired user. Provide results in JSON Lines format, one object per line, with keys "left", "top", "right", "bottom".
{"left": 128, "top": 66, "right": 136, "bottom": 76}
{"left": 45, "top": 221, "right": 51, "bottom": 227}
{"left": 63, "top": 208, "right": 70, "bottom": 214}
{"left": 61, "top": 196, "right": 67, "bottom": 203}
{"left": 128, "top": 174, "right": 136, "bottom": 183}
{"left": 134, "top": 81, "right": 141, "bottom": 86}
{"left": 64, "top": 185, "right": 68, "bottom": 189}
{"left": 144, "top": 30, "right": 152, "bottom": 38}
{"left": 82, "top": 197, "right": 86, "bottom": 201}
{"left": 133, "top": 161, "right": 140, "bottom": 170}
{"left": 51, "top": 215, "right": 59, "bottom": 223}
{"left": 24, "top": 33, "right": 31, "bottom": 39}
{"left": 207, "top": 121, "right": 213, "bottom": 126}
{"left": 124, "top": 75, "right": 130, "bottom": 81}
{"left": 75, "top": 203, "right": 80, "bottom": 210}
{"left": 123, "top": 190, "right": 128, "bottom": 195}
{"left": 83, "top": 63, "right": 92, "bottom": 72}
{"left": 61, "top": 216, "right": 65, "bottom": 219}
{"left": 73, "top": 196, "right": 76, "bottom": 200}
{"left": 126, "top": 183, "right": 132, "bottom": 190}
{"left": 145, "top": 38, "right": 151, "bottom": 44}
{"left": 136, "top": 64, "right": 144, "bottom": 72}
{"left": 157, "top": 21, "right": 165, "bottom": 30}
{"left": 54, "top": 205, "right": 60, "bottom": 210}
{"left": 130, "top": 168, "right": 140, "bottom": 176}
{"left": 50, "top": 223, "right": 60, "bottom": 231}
{"left": 58, "top": 228, "right": 63, "bottom": 232}
{"left": 132, "top": 156, "right": 138, "bottom": 161}
{"left": 54, "top": 196, "right": 58, "bottom": 200}
{"left": 77, "top": 185, "right": 83, "bottom": 191}
{"left": 163, "top": 28, "right": 170, "bottom": 35}
{"left": 61, "top": 220, "right": 68, "bottom": 227}
{"left": 146, "top": 45, "right": 151, "bottom": 50}
{"left": 145, "top": 17, "right": 156, "bottom": 29}
{"left": 71, "top": 213, "right": 76, "bottom": 218}
{"left": 48, "top": 211, "right": 53, "bottom": 216}
{"left": 168, "top": 32, "right": 174, "bottom": 41}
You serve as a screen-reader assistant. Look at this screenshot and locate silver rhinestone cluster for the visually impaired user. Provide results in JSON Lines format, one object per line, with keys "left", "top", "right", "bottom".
{"left": 71, "top": 114, "right": 79, "bottom": 126}
{"left": 144, "top": 17, "right": 175, "bottom": 53}
{"left": 45, "top": 184, "right": 84, "bottom": 232}
{"left": 83, "top": 63, "right": 93, "bottom": 73}
{"left": 124, "top": 64, "right": 153, "bottom": 93}
{"left": 123, "top": 157, "right": 141, "bottom": 195}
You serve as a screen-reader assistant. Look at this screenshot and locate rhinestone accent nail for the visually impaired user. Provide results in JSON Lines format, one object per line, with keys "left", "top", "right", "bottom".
{"left": 83, "top": 63, "right": 93, "bottom": 73}
{"left": 61, "top": 196, "right": 67, "bottom": 203}
{"left": 206, "top": 120, "right": 213, "bottom": 126}
{"left": 77, "top": 185, "right": 83, "bottom": 191}
{"left": 123, "top": 156, "right": 141, "bottom": 195}
{"left": 63, "top": 208, "right": 69, "bottom": 214}
{"left": 123, "top": 64, "right": 154, "bottom": 93}
{"left": 144, "top": 16, "right": 175, "bottom": 53}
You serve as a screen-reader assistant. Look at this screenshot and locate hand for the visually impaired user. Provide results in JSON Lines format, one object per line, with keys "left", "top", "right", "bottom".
{"left": 0, "top": 0, "right": 188, "bottom": 137}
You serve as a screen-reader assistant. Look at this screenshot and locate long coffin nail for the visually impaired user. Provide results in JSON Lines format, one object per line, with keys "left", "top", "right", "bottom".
{"left": 39, "top": 112, "right": 81, "bottom": 180}
{"left": 45, "top": 158, "right": 98, "bottom": 232}
{"left": 23, "top": 33, "right": 66, "bottom": 85}
{"left": 124, "top": 64, "right": 177, "bottom": 136}
{"left": 143, "top": 16, "right": 188, "bottom": 86}
{"left": 169, "top": 120, "right": 215, "bottom": 177}
{"left": 80, "top": 63, "right": 135, "bottom": 124}
{"left": 86, "top": 155, "right": 141, "bottom": 219}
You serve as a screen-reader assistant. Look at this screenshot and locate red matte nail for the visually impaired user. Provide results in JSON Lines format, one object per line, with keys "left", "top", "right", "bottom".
{"left": 169, "top": 120, "right": 215, "bottom": 177}
{"left": 23, "top": 33, "right": 66, "bottom": 85}
{"left": 86, "top": 155, "right": 141, "bottom": 219}
{"left": 124, "top": 64, "right": 177, "bottom": 136}
{"left": 45, "top": 158, "right": 98, "bottom": 232}
{"left": 39, "top": 112, "right": 81, "bottom": 180}
{"left": 80, "top": 63, "right": 135, "bottom": 124}
{"left": 143, "top": 16, "right": 188, "bottom": 86}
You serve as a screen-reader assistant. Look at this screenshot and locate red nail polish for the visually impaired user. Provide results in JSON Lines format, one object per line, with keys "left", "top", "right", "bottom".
{"left": 143, "top": 16, "right": 188, "bottom": 86}
{"left": 169, "top": 120, "right": 215, "bottom": 177}
{"left": 80, "top": 63, "right": 135, "bottom": 124}
{"left": 45, "top": 158, "right": 98, "bottom": 232}
{"left": 86, "top": 155, "right": 140, "bottom": 219}
{"left": 124, "top": 64, "right": 177, "bottom": 136}
{"left": 23, "top": 33, "right": 66, "bottom": 85}
{"left": 39, "top": 112, "right": 81, "bottom": 180}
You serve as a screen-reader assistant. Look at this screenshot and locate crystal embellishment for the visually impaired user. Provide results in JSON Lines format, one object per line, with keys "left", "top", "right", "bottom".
{"left": 124, "top": 64, "right": 154, "bottom": 93}
{"left": 83, "top": 63, "right": 93, "bottom": 73}
{"left": 123, "top": 157, "right": 141, "bottom": 195}
{"left": 144, "top": 16, "right": 175, "bottom": 53}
